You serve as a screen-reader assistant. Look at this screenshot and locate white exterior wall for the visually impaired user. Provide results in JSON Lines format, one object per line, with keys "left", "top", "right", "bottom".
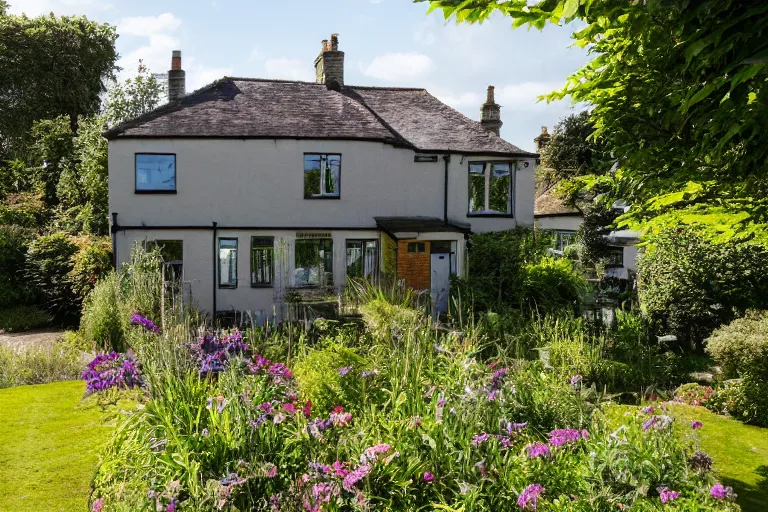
{"left": 534, "top": 215, "right": 584, "bottom": 232}
{"left": 116, "top": 228, "right": 465, "bottom": 316}
{"left": 110, "top": 138, "right": 530, "bottom": 313}
{"left": 109, "top": 138, "right": 534, "bottom": 232}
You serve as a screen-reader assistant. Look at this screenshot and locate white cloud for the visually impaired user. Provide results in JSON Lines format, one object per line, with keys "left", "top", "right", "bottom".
{"left": 361, "top": 53, "right": 433, "bottom": 82}
{"left": 117, "top": 12, "right": 182, "bottom": 38}
{"left": 496, "top": 82, "right": 563, "bottom": 109}
{"left": 186, "top": 63, "right": 232, "bottom": 91}
{"left": 264, "top": 58, "right": 314, "bottom": 82}
{"left": 433, "top": 90, "right": 483, "bottom": 109}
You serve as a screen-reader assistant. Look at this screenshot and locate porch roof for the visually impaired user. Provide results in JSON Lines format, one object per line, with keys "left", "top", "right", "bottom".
{"left": 374, "top": 216, "right": 471, "bottom": 239}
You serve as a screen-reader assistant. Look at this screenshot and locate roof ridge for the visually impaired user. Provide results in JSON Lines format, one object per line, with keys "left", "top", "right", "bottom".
{"left": 348, "top": 85, "right": 427, "bottom": 92}
{"left": 227, "top": 77, "right": 322, "bottom": 86}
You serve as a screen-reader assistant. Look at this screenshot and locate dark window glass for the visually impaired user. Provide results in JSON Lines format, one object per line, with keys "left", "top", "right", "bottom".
{"left": 251, "top": 237, "right": 274, "bottom": 286}
{"left": 218, "top": 238, "right": 238, "bottom": 287}
{"left": 346, "top": 240, "right": 378, "bottom": 279}
{"left": 556, "top": 231, "right": 577, "bottom": 251}
{"left": 147, "top": 240, "right": 183, "bottom": 280}
{"left": 407, "top": 242, "right": 425, "bottom": 253}
{"left": 608, "top": 248, "right": 624, "bottom": 266}
{"left": 304, "top": 154, "right": 340, "bottom": 198}
{"left": 136, "top": 154, "right": 176, "bottom": 192}
{"left": 295, "top": 239, "right": 333, "bottom": 286}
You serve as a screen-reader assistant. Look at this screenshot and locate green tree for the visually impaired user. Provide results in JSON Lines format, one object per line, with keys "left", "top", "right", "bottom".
{"left": 103, "top": 61, "right": 166, "bottom": 128}
{"left": 423, "top": 0, "right": 768, "bottom": 244}
{"left": 27, "top": 116, "right": 74, "bottom": 206}
{"left": 540, "top": 111, "right": 610, "bottom": 188}
{"left": 0, "top": 9, "right": 117, "bottom": 157}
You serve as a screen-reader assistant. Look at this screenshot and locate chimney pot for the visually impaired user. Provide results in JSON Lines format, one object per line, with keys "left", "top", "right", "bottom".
{"left": 168, "top": 50, "right": 186, "bottom": 102}
{"left": 534, "top": 126, "right": 551, "bottom": 151}
{"left": 480, "top": 84, "right": 502, "bottom": 136}
{"left": 314, "top": 33, "right": 344, "bottom": 88}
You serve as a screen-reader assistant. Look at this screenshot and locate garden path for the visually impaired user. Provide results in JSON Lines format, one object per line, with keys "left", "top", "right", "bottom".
{"left": 0, "top": 329, "right": 63, "bottom": 353}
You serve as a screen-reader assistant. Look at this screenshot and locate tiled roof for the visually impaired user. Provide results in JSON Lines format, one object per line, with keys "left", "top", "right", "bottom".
{"left": 104, "top": 78, "right": 535, "bottom": 156}
{"left": 534, "top": 186, "right": 581, "bottom": 217}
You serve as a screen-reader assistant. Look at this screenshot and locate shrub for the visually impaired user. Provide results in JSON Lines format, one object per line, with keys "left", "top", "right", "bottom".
{"left": 0, "top": 343, "right": 81, "bottom": 389}
{"left": 68, "top": 235, "right": 112, "bottom": 304}
{"left": 80, "top": 271, "right": 127, "bottom": 352}
{"left": 0, "top": 192, "right": 48, "bottom": 227}
{"left": 704, "top": 380, "right": 761, "bottom": 423}
{"left": 673, "top": 383, "right": 715, "bottom": 407}
{"left": 520, "top": 256, "right": 588, "bottom": 313}
{"left": 639, "top": 228, "right": 768, "bottom": 349}
{"left": 706, "top": 310, "right": 768, "bottom": 426}
{"left": 0, "top": 306, "right": 52, "bottom": 333}
{"left": 293, "top": 343, "right": 368, "bottom": 414}
{"left": 26, "top": 231, "right": 79, "bottom": 321}
{"left": 0, "top": 225, "right": 38, "bottom": 308}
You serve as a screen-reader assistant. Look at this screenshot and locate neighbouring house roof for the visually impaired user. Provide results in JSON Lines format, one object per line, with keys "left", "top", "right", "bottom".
{"left": 375, "top": 217, "right": 471, "bottom": 239}
{"left": 104, "top": 78, "right": 536, "bottom": 157}
{"left": 534, "top": 186, "right": 582, "bottom": 218}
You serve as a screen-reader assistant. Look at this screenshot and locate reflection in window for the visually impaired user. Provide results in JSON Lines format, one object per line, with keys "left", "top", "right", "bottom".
{"left": 304, "top": 154, "right": 340, "bottom": 198}
{"left": 346, "top": 240, "right": 377, "bottom": 280}
{"left": 295, "top": 239, "right": 333, "bottom": 287}
{"left": 218, "top": 238, "right": 238, "bottom": 288}
{"left": 251, "top": 237, "right": 274, "bottom": 287}
{"left": 146, "top": 239, "right": 183, "bottom": 280}
{"left": 468, "top": 162, "right": 513, "bottom": 215}
{"left": 136, "top": 154, "right": 176, "bottom": 192}
{"left": 407, "top": 242, "right": 426, "bottom": 253}
{"left": 555, "top": 231, "right": 576, "bottom": 251}
{"left": 608, "top": 247, "right": 624, "bottom": 267}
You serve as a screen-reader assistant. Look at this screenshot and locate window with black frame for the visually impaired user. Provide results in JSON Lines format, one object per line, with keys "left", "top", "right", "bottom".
{"left": 218, "top": 238, "right": 238, "bottom": 288}
{"left": 251, "top": 237, "right": 274, "bottom": 287}
{"left": 468, "top": 161, "right": 513, "bottom": 215}
{"left": 295, "top": 238, "right": 333, "bottom": 287}
{"left": 135, "top": 154, "right": 176, "bottom": 192}
{"left": 304, "top": 154, "right": 340, "bottom": 198}
{"left": 346, "top": 240, "right": 378, "bottom": 280}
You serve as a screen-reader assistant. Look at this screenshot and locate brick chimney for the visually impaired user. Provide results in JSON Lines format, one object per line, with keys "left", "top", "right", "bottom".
{"left": 314, "top": 34, "right": 344, "bottom": 89}
{"left": 480, "top": 86, "right": 502, "bottom": 136}
{"left": 534, "top": 126, "right": 550, "bottom": 151}
{"left": 168, "top": 50, "right": 185, "bottom": 102}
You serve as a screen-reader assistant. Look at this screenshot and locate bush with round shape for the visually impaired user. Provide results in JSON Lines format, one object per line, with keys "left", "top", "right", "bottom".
{"left": 0, "top": 225, "right": 38, "bottom": 309}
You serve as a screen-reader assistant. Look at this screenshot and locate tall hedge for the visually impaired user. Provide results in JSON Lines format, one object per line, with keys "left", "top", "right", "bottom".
{"left": 638, "top": 228, "right": 768, "bottom": 349}
{"left": 0, "top": 226, "right": 38, "bottom": 308}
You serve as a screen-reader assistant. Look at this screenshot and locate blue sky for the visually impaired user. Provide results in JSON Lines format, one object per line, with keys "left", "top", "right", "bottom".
{"left": 11, "top": 0, "right": 588, "bottom": 152}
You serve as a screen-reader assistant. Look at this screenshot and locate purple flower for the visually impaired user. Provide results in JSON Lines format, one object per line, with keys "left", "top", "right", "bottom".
{"left": 342, "top": 464, "right": 371, "bottom": 491}
{"left": 643, "top": 415, "right": 673, "bottom": 431}
{"left": 423, "top": 472, "right": 434, "bottom": 483}
{"left": 472, "top": 432, "right": 491, "bottom": 446}
{"left": 338, "top": 366, "right": 352, "bottom": 376}
{"left": 658, "top": 487, "right": 680, "bottom": 503}
{"left": 548, "top": 428, "right": 587, "bottom": 446}
{"left": 92, "top": 498, "right": 103, "bottom": 512}
{"left": 166, "top": 499, "right": 178, "bottom": 512}
{"left": 130, "top": 313, "right": 159, "bottom": 333}
{"left": 691, "top": 420, "right": 703, "bottom": 430}
{"left": 81, "top": 352, "right": 142, "bottom": 395}
{"left": 517, "top": 483, "right": 545, "bottom": 510}
{"left": 525, "top": 442, "right": 551, "bottom": 458}
{"left": 710, "top": 483, "right": 735, "bottom": 499}
{"left": 360, "top": 369, "right": 380, "bottom": 378}
{"left": 641, "top": 405, "right": 656, "bottom": 415}
{"left": 361, "top": 443, "right": 391, "bottom": 463}
{"left": 506, "top": 422, "right": 528, "bottom": 434}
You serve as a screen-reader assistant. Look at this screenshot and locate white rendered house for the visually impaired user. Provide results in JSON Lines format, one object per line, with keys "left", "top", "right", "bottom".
{"left": 106, "top": 36, "right": 537, "bottom": 320}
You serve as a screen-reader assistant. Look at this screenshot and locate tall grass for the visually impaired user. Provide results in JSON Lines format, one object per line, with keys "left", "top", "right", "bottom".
{"left": 0, "top": 344, "right": 82, "bottom": 388}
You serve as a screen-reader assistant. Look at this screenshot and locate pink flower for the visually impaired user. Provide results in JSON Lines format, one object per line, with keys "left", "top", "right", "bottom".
{"left": 302, "top": 400, "right": 312, "bottom": 418}
{"left": 423, "top": 472, "right": 434, "bottom": 483}
{"left": 517, "top": 483, "right": 545, "bottom": 510}
{"left": 710, "top": 483, "right": 735, "bottom": 499}
{"left": 92, "top": 498, "right": 103, "bottom": 512}
{"left": 658, "top": 487, "right": 680, "bottom": 503}
{"left": 525, "top": 442, "right": 551, "bottom": 458}
{"left": 282, "top": 402, "right": 297, "bottom": 414}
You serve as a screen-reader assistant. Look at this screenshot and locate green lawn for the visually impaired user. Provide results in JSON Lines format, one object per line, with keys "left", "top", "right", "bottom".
{"left": 667, "top": 404, "right": 768, "bottom": 512}
{"left": 0, "top": 381, "right": 113, "bottom": 512}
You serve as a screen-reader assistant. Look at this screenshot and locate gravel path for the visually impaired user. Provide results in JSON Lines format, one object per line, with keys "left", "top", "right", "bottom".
{"left": 0, "top": 329, "right": 64, "bottom": 353}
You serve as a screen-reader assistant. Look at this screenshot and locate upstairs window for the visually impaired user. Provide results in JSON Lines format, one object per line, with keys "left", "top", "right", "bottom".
{"left": 136, "top": 154, "right": 176, "bottom": 193}
{"left": 555, "top": 231, "right": 577, "bottom": 252}
{"left": 295, "top": 238, "right": 333, "bottom": 287}
{"left": 468, "top": 161, "right": 513, "bottom": 216}
{"left": 218, "top": 238, "right": 238, "bottom": 288}
{"left": 251, "top": 237, "right": 274, "bottom": 287}
{"left": 304, "top": 154, "right": 340, "bottom": 198}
